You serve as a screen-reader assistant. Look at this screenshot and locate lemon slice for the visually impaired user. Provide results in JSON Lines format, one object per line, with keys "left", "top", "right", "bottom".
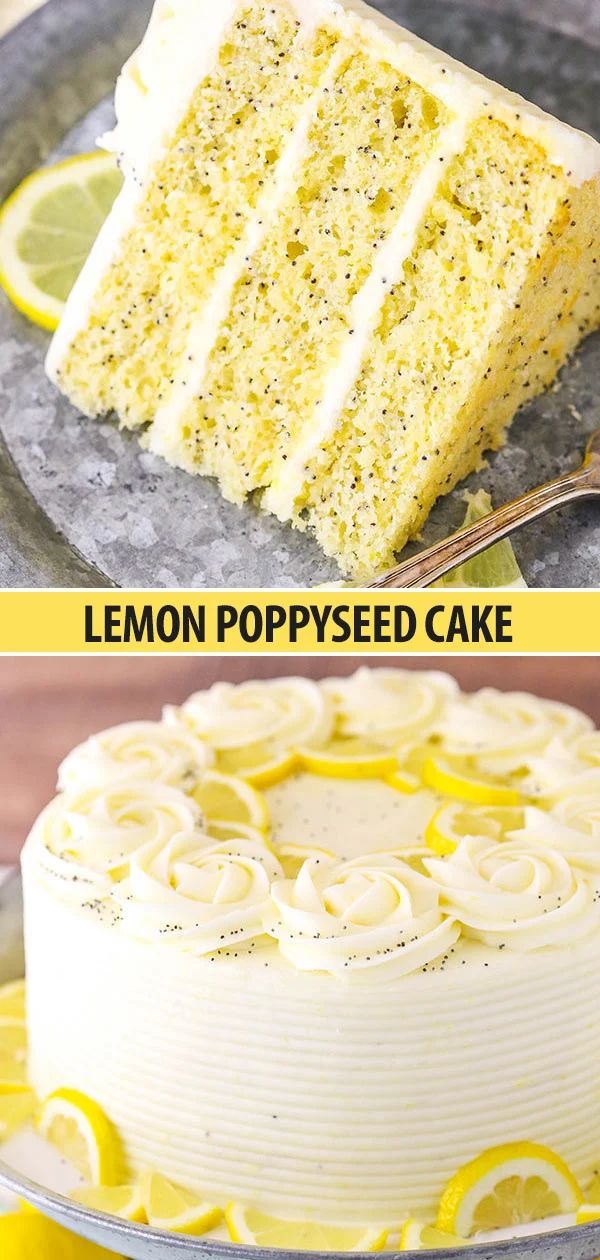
{"left": 0, "top": 1017, "right": 27, "bottom": 1062}
{"left": 239, "top": 752, "right": 299, "bottom": 790}
{"left": 298, "top": 738, "right": 398, "bottom": 780}
{"left": 422, "top": 757, "right": 521, "bottom": 807}
{"left": 226, "top": 1204, "right": 388, "bottom": 1251}
{"left": 0, "top": 1089, "right": 37, "bottom": 1140}
{"left": 399, "top": 1219, "right": 468, "bottom": 1250}
{"left": 576, "top": 1204, "right": 600, "bottom": 1225}
{"left": 0, "top": 152, "right": 122, "bottom": 331}
{"left": 38, "top": 1089, "right": 121, "bottom": 1185}
{"left": 0, "top": 980, "right": 25, "bottom": 1021}
{"left": 206, "top": 819, "right": 268, "bottom": 846}
{"left": 0, "top": 1057, "right": 29, "bottom": 1093}
{"left": 71, "top": 1183, "right": 146, "bottom": 1223}
{"left": 141, "top": 1171, "right": 222, "bottom": 1235}
{"left": 276, "top": 842, "right": 336, "bottom": 878}
{"left": 384, "top": 768, "right": 420, "bottom": 795}
{"left": 193, "top": 770, "right": 269, "bottom": 831}
{"left": 0, "top": 1212, "right": 117, "bottom": 1259}
{"left": 425, "top": 802, "right": 526, "bottom": 856}
{"left": 436, "top": 1142, "right": 582, "bottom": 1237}
{"left": 585, "top": 1171, "right": 600, "bottom": 1203}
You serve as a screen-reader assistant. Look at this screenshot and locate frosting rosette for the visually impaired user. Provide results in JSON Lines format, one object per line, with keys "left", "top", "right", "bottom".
{"left": 57, "top": 721, "right": 212, "bottom": 793}
{"left": 437, "top": 689, "right": 592, "bottom": 775}
{"left": 425, "top": 836, "right": 599, "bottom": 950}
{"left": 323, "top": 667, "right": 457, "bottom": 748}
{"left": 118, "top": 833, "right": 283, "bottom": 951}
{"left": 269, "top": 853, "right": 460, "bottom": 977}
{"left": 509, "top": 807, "right": 600, "bottom": 874}
{"left": 169, "top": 678, "right": 333, "bottom": 774}
{"left": 34, "top": 781, "right": 202, "bottom": 879}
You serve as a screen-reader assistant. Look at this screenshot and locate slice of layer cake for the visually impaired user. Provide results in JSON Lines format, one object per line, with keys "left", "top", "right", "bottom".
{"left": 46, "top": 0, "right": 600, "bottom": 580}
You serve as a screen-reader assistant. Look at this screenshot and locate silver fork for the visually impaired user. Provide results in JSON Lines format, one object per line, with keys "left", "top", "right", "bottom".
{"left": 368, "top": 429, "right": 600, "bottom": 589}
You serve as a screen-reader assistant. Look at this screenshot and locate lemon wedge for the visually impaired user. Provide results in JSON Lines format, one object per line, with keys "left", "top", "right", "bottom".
{"left": 0, "top": 1212, "right": 118, "bottom": 1259}
{"left": 298, "top": 738, "right": 398, "bottom": 780}
{"left": 0, "top": 153, "right": 122, "bottom": 331}
{"left": 425, "top": 802, "right": 526, "bottom": 856}
{"left": 436, "top": 1142, "right": 582, "bottom": 1237}
{"left": 0, "top": 1089, "right": 37, "bottom": 1140}
{"left": 576, "top": 1204, "right": 600, "bottom": 1225}
{"left": 38, "top": 1089, "right": 121, "bottom": 1185}
{"left": 71, "top": 1183, "right": 146, "bottom": 1223}
{"left": 193, "top": 770, "right": 269, "bottom": 831}
{"left": 399, "top": 1219, "right": 468, "bottom": 1250}
{"left": 0, "top": 980, "right": 25, "bottom": 1021}
{"left": 141, "top": 1171, "right": 222, "bottom": 1235}
{"left": 226, "top": 1204, "right": 388, "bottom": 1251}
{"left": 423, "top": 757, "right": 521, "bottom": 807}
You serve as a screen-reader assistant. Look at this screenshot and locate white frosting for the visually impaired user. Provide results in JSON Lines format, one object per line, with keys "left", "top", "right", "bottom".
{"left": 323, "top": 665, "right": 458, "bottom": 747}
{"left": 57, "top": 720, "right": 212, "bottom": 792}
{"left": 426, "top": 835, "right": 600, "bottom": 950}
{"left": 117, "top": 833, "right": 282, "bottom": 951}
{"left": 169, "top": 676, "right": 333, "bottom": 764}
{"left": 437, "top": 688, "right": 593, "bottom": 775}
{"left": 270, "top": 853, "right": 459, "bottom": 976}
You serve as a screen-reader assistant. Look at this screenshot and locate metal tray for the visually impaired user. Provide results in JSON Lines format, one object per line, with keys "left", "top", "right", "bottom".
{"left": 1, "top": 870, "right": 600, "bottom": 1259}
{"left": 0, "top": 0, "right": 599, "bottom": 588}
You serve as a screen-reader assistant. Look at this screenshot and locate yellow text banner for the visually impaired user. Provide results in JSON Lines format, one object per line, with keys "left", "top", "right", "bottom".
{"left": 0, "top": 590, "right": 597, "bottom": 653}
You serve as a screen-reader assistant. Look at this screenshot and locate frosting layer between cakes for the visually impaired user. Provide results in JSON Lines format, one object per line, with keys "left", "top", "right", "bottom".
{"left": 21, "top": 670, "right": 600, "bottom": 1224}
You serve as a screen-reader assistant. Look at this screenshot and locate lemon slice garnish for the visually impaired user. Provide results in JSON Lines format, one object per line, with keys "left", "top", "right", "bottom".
{"left": 0, "top": 1089, "right": 37, "bottom": 1140}
{"left": 423, "top": 756, "right": 521, "bottom": 806}
{"left": 192, "top": 770, "right": 269, "bottom": 831}
{"left": 425, "top": 802, "right": 526, "bottom": 856}
{"left": 384, "top": 768, "right": 420, "bottom": 795}
{"left": 585, "top": 1170, "right": 600, "bottom": 1203}
{"left": 71, "top": 1183, "right": 146, "bottom": 1223}
{"left": 0, "top": 980, "right": 25, "bottom": 1021}
{"left": 298, "top": 738, "right": 398, "bottom": 780}
{"left": 0, "top": 1057, "right": 29, "bottom": 1094}
{"left": 276, "top": 842, "right": 336, "bottom": 878}
{"left": 0, "top": 1211, "right": 117, "bottom": 1258}
{"left": 576, "top": 1204, "right": 600, "bottom": 1225}
{"left": 141, "top": 1171, "right": 222, "bottom": 1235}
{"left": 399, "top": 1219, "right": 468, "bottom": 1250}
{"left": 241, "top": 752, "right": 299, "bottom": 789}
{"left": 436, "top": 1142, "right": 582, "bottom": 1237}
{"left": 0, "top": 153, "right": 122, "bottom": 331}
{"left": 205, "top": 819, "right": 269, "bottom": 846}
{"left": 38, "top": 1089, "right": 121, "bottom": 1185}
{"left": 226, "top": 1204, "right": 388, "bottom": 1250}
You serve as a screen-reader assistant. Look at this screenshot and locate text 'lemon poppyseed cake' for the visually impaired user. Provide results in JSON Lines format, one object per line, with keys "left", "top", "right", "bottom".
{"left": 21, "top": 670, "right": 600, "bottom": 1229}
{"left": 46, "top": 1, "right": 600, "bottom": 582}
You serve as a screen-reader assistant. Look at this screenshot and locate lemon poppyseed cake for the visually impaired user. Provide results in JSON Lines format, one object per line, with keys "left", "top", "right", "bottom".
{"left": 20, "top": 670, "right": 600, "bottom": 1229}
{"left": 45, "top": 0, "right": 600, "bottom": 580}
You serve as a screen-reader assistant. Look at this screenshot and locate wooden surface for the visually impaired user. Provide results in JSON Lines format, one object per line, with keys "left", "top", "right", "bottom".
{"left": 0, "top": 656, "right": 598, "bottom": 862}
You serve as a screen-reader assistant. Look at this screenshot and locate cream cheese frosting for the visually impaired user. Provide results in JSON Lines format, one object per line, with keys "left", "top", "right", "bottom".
{"left": 21, "top": 669, "right": 600, "bottom": 1224}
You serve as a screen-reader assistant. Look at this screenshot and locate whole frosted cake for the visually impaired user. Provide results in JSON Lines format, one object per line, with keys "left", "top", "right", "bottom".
{"left": 46, "top": 0, "right": 600, "bottom": 579}
{"left": 21, "top": 670, "right": 600, "bottom": 1227}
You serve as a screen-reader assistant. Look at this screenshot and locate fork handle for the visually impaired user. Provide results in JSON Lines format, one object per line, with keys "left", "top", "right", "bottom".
{"left": 368, "top": 465, "right": 596, "bottom": 590}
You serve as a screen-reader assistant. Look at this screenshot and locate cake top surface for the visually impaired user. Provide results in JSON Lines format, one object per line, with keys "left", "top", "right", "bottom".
{"left": 22, "top": 670, "right": 600, "bottom": 983}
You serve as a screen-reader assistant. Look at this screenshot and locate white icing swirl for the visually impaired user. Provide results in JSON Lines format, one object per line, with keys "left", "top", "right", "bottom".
{"left": 169, "top": 678, "right": 333, "bottom": 771}
{"left": 37, "top": 781, "right": 202, "bottom": 876}
{"left": 323, "top": 667, "right": 457, "bottom": 748}
{"left": 269, "top": 854, "right": 460, "bottom": 977}
{"left": 438, "top": 689, "right": 592, "bottom": 775}
{"left": 118, "top": 834, "right": 283, "bottom": 952}
{"left": 509, "top": 807, "right": 600, "bottom": 874}
{"left": 57, "top": 721, "right": 212, "bottom": 793}
{"left": 426, "top": 836, "right": 598, "bottom": 950}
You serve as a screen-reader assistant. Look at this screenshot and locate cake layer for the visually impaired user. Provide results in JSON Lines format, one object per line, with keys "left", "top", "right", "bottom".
{"left": 23, "top": 877, "right": 600, "bottom": 1225}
